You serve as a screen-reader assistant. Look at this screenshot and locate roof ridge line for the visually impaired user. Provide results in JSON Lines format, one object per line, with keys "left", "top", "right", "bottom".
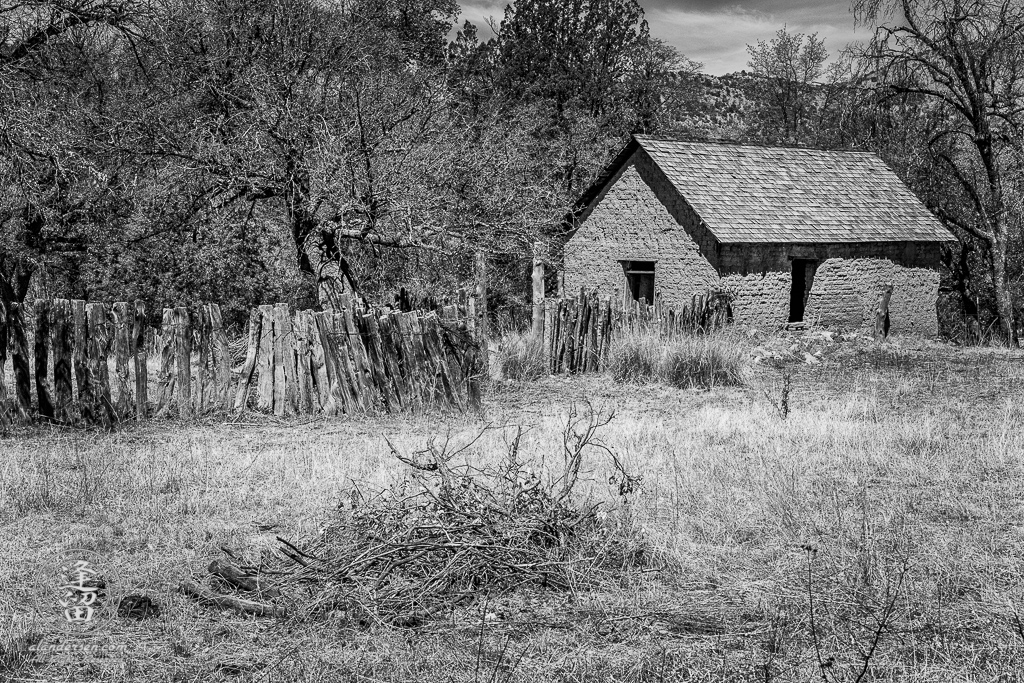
{"left": 633, "top": 134, "right": 875, "bottom": 155}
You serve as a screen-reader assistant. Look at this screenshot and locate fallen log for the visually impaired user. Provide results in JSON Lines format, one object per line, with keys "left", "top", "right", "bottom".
{"left": 178, "top": 580, "right": 286, "bottom": 618}
{"left": 208, "top": 559, "right": 281, "bottom": 598}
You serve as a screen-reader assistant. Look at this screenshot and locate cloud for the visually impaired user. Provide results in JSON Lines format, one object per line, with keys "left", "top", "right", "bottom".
{"left": 646, "top": 3, "right": 865, "bottom": 74}
{"left": 453, "top": 1, "right": 867, "bottom": 75}
{"left": 455, "top": 1, "right": 507, "bottom": 38}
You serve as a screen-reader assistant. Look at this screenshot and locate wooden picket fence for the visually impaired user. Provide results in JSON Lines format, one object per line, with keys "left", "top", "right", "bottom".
{"left": 0, "top": 299, "right": 480, "bottom": 427}
{"left": 542, "top": 290, "right": 732, "bottom": 374}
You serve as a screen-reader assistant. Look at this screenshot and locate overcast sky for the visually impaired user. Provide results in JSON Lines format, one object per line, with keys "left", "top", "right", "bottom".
{"left": 457, "top": 1, "right": 866, "bottom": 75}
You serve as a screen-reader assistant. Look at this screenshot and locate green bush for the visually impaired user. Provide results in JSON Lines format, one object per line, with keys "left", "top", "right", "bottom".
{"left": 610, "top": 329, "right": 750, "bottom": 389}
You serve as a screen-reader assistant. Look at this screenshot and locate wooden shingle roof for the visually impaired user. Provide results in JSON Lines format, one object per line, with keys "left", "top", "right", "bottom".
{"left": 634, "top": 136, "right": 954, "bottom": 243}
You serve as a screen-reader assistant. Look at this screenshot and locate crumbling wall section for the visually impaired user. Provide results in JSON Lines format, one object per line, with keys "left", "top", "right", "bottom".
{"left": 718, "top": 243, "right": 941, "bottom": 334}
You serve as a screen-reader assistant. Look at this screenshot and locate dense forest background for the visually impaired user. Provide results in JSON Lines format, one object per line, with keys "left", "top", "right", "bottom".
{"left": 2, "top": 0, "right": 1022, "bottom": 342}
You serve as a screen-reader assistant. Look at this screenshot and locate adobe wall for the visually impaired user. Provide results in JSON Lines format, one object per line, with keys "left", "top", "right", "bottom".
{"left": 563, "top": 149, "right": 719, "bottom": 307}
{"left": 719, "top": 243, "right": 942, "bottom": 335}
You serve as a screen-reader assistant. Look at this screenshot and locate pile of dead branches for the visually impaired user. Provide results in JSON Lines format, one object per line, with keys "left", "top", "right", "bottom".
{"left": 186, "top": 406, "right": 651, "bottom": 626}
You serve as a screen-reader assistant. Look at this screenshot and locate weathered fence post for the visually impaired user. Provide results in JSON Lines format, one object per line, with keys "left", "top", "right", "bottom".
{"left": 273, "top": 303, "right": 296, "bottom": 416}
{"left": 174, "top": 307, "right": 192, "bottom": 419}
{"left": 86, "top": 302, "right": 115, "bottom": 426}
{"left": 531, "top": 242, "right": 545, "bottom": 345}
{"left": 34, "top": 300, "right": 55, "bottom": 419}
{"left": 874, "top": 282, "right": 894, "bottom": 341}
{"left": 52, "top": 299, "right": 73, "bottom": 421}
{"left": 154, "top": 309, "right": 176, "bottom": 417}
{"left": 10, "top": 303, "right": 32, "bottom": 420}
{"left": 209, "top": 304, "right": 231, "bottom": 412}
{"left": 234, "top": 307, "right": 262, "bottom": 412}
{"left": 71, "top": 300, "right": 93, "bottom": 423}
{"left": 133, "top": 301, "right": 148, "bottom": 418}
{"left": 256, "top": 304, "right": 275, "bottom": 412}
{"left": 0, "top": 302, "right": 8, "bottom": 427}
{"left": 112, "top": 302, "right": 133, "bottom": 419}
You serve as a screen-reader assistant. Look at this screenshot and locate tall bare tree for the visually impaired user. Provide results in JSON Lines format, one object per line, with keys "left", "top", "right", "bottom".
{"left": 746, "top": 27, "right": 829, "bottom": 143}
{"left": 854, "top": 0, "right": 1024, "bottom": 345}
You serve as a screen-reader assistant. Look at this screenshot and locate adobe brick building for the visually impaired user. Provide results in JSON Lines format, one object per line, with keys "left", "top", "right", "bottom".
{"left": 563, "top": 136, "right": 955, "bottom": 334}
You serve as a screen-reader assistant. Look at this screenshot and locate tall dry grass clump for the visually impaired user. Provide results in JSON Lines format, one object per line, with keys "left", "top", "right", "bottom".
{"left": 609, "top": 328, "right": 750, "bottom": 389}
{"left": 494, "top": 330, "right": 547, "bottom": 380}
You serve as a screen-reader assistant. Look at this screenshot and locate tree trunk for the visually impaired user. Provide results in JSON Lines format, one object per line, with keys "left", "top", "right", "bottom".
{"left": 990, "top": 232, "right": 1018, "bottom": 347}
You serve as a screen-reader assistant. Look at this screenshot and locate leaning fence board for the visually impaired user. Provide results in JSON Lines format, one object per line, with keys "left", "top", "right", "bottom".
{"left": 313, "top": 312, "right": 346, "bottom": 415}
{"left": 339, "top": 310, "right": 369, "bottom": 411}
{"left": 234, "top": 308, "right": 261, "bottom": 412}
{"left": 377, "top": 313, "right": 408, "bottom": 408}
{"left": 362, "top": 313, "right": 398, "bottom": 412}
{"left": 307, "top": 312, "right": 331, "bottom": 414}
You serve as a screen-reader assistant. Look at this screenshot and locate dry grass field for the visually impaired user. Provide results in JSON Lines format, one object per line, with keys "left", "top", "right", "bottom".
{"left": 3, "top": 334, "right": 1024, "bottom": 682}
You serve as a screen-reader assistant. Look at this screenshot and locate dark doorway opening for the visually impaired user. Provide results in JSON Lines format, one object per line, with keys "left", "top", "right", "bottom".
{"left": 789, "top": 259, "right": 816, "bottom": 322}
{"left": 623, "top": 261, "right": 656, "bottom": 304}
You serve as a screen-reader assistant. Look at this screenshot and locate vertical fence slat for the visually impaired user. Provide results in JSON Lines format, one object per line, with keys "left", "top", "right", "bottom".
{"left": 72, "top": 300, "right": 93, "bottom": 424}
{"left": 344, "top": 308, "right": 377, "bottom": 411}
{"left": 256, "top": 305, "right": 275, "bottom": 413}
{"left": 112, "top": 302, "right": 133, "bottom": 419}
{"left": 10, "top": 303, "right": 31, "bottom": 419}
{"left": 196, "top": 305, "right": 211, "bottom": 414}
{"left": 52, "top": 300, "right": 73, "bottom": 421}
{"left": 378, "top": 313, "right": 407, "bottom": 409}
{"left": 314, "top": 312, "right": 346, "bottom": 415}
{"left": 0, "top": 303, "right": 9, "bottom": 427}
{"left": 393, "top": 313, "right": 421, "bottom": 409}
{"left": 307, "top": 312, "right": 331, "bottom": 414}
{"left": 281, "top": 304, "right": 298, "bottom": 414}
{"left": 34, "top": 300, "right": 54, "bottom": 419}
{"left": 209, "top": 304, "right": 231, "bottom": 411}
{"left": 271, "top": 304, "right": 286, "bottom": 415}
{"left": 294, "top": 310, "right": 315, "bottom": 414}
{"left": 331, "top": 313, "right": 361, "bottom": 413}
{"left": 233, "top": 307, "right": 262, "bottom": 412}
{"left": 133, "top": 301, "right": 148, "bottom": 419}
{"left": 174, "top": 307, "right": 192, "bottom": 419}
{"left": 154, "top": 309, "right": 175, "bottom": 417}
{"left": 86, "top": 302, "right": 114, "bottom": 426}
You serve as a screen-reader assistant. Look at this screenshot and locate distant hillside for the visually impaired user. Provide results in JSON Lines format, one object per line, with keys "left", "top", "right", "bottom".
{"left": 666, "top": 71, "right": 761, "bottom": 140}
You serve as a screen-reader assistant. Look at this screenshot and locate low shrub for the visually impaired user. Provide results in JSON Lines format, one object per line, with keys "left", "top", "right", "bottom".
{"left": 608, "top": 331, "right": 661, "bottom": 383}
{"left": 610, "top": 329, "right": 750, "bottom": 389}
{"left": 494, "top": 331, "right": 547, "bottom": 380}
